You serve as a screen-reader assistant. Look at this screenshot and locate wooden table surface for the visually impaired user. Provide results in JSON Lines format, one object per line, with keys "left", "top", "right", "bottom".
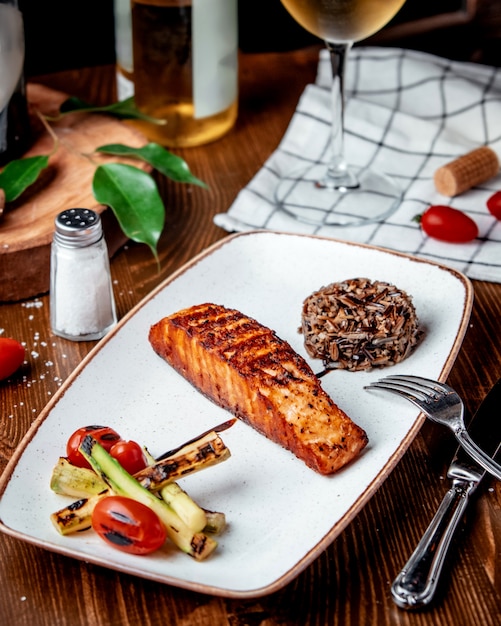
{"left": 1, "top": 47, "right": 500, "bottom": 626}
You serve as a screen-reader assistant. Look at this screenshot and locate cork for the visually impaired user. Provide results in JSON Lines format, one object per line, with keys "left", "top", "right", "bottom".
{"left": 434, "top": 146, "right": 499, "bottom": 197}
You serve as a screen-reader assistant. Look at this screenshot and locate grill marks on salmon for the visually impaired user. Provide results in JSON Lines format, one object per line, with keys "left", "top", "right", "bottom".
{"left": 149, "top": 304, "right": 368, "bottom": 475}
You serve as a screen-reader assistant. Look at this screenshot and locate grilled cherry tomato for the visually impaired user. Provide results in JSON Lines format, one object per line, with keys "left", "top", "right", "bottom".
{"left": 92, "top": 496, "right": 167, "bottom": 555}
{"left": 109, "top": 440, "right": 148, "bottom": 475}
{"left": 0, "top": 337, "right": 25, "bottom": 380}
{"left": 418, "top": 205, "right": 478, "bottom": 243}
{"left": 487, "top": 191, "right": 501, "bottom": 220}
{"left": 67, "top": 425, "right": 122, "bottom": 469}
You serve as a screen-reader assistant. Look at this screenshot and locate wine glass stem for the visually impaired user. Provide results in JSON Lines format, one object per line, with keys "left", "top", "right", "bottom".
{"left": 322, "top": 41, "right": 359, "bottom": 189}
{"left": 0, "top": 109, "right": 7, "bottom": 152}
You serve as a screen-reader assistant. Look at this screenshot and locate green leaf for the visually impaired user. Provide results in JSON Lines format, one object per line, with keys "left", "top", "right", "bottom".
{"left": 59, "top": 96, "right": 165, "bottom": 124}
{"left": 0, "top": 155, "right": 49, "bottom": 202}
{"left": 59, "top": 96, "right": 94, "bottom": 113}
{"left": 96, "top": 142, "right": 208, "bottom": 188}
{"left": 92, "top": 163, "right": 165, "bottom": 259}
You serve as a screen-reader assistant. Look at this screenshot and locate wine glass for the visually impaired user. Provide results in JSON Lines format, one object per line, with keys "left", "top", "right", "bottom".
{"left": 0, "top": 2, "right": 25, "bottom": 157}
{"left": 277, "top": 0, "right": 407, "bottom": 226}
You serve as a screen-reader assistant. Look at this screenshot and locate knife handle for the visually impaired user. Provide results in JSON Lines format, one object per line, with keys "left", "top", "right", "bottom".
{"left": 391, "top": 479, "right": 476, "bottom": 610}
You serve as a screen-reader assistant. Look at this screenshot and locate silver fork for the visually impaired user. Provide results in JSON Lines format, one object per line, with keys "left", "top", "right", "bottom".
{"left": 365, "top": 374, "right": 501, "bottom": 481}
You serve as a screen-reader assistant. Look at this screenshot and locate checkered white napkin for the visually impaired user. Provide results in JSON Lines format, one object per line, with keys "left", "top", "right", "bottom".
{"left": 214, "top": 47, "right": 501, "bottom": 282}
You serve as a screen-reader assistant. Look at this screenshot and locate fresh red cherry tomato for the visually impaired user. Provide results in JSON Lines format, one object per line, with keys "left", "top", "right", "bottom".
{"left": 92, "top": 496, "right": 167, "bottom": 555}
{"left": 66, "top": 425, "right": 122, "bottom": 469}
{"left": 418, "top": 205, "right": 478, "bottom": 243}
{"left": 0, "top": 337, "right": 25, "bottom": 380}
{"left": 487, "top": 191, "right": 501, "bottom": 219}
{"left": 109, "top": 440, "right": 148, "bottom": 475}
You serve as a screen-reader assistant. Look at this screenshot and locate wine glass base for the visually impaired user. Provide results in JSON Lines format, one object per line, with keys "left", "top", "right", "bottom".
{"left": 275, "top": 163, "right": 402, "bottom": 226}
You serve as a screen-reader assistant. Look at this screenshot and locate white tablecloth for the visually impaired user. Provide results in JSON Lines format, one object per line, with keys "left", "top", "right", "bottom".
{"left": 214, "top": 47, "right": 501, "bottom": 283}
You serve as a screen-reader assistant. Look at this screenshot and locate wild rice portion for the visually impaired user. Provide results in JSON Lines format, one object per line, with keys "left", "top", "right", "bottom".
{"left": 300, "top": 277, "right": 421, "bottom": 372}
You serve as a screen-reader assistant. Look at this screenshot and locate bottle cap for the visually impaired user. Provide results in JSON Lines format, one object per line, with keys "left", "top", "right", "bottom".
{"left": 54, "top": 208, "right": 103, "bottom": 247}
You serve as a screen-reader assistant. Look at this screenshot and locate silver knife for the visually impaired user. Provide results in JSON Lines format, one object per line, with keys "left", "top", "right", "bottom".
{"left": 391, "top": 377, "right": 501, "bottom": 610}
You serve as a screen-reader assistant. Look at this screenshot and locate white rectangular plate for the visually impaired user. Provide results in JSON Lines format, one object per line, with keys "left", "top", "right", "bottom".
{"left": 0, "top": 232, "right": 473, "bottom": 598}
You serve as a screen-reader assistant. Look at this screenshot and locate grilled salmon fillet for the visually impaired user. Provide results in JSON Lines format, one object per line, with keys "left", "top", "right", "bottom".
{"left": 149, "top": 303, "right": 368, "bottom": 475}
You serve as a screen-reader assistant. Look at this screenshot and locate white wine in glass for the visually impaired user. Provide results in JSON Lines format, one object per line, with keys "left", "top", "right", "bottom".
{"left": 0, "top": 1, "right": 29, "bottom": 164}
{"left": 277, "top": 0, "right": 407, "bottom": 226}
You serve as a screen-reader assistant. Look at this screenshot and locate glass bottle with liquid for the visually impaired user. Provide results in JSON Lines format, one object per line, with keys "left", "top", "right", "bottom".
{"left": 114, "top": 0, "right": 134, "bottom": 101}
{"left": 130, "top": 0, "right": 238, "bottom": 148}
{"left": 0, "top": 0, "right": 30, "bottom": 166}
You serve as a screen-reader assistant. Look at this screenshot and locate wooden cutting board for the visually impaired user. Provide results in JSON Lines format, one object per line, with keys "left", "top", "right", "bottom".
{"left": 0, "top": 83, "right": 149, "bottom": 302}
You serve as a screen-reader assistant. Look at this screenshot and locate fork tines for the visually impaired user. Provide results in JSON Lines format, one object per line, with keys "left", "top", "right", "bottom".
{"left": 364, "top": 374, "right": 451, "bottom": 403}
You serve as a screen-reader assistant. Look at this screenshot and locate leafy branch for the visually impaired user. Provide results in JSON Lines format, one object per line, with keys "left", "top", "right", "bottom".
{"left": 0, "top": 97, "right": 208, "bottom": 260}
{"left": 56, "top": 95, "right": 166, "bottom": 123}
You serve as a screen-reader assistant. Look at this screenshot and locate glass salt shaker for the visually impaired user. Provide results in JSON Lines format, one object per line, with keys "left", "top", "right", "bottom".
{"left": 50, "top": 208, "right": 117, "bottom": 341}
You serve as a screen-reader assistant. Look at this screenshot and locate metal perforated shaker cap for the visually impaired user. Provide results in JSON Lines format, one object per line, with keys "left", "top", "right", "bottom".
{"left": 53, "top": 208, "right": 103, "bottom": 247}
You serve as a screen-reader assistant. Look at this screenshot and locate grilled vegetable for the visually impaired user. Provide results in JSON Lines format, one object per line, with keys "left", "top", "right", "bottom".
{"left": 51, "top": 431, "right": 229, "bottom": 499}
{"left": 134, "top": 430, "right": 231, "bottom": 491}
{"left": 53, "top": 423, "right": 231, "bottom": 498}
{"left": 52, "top": 479, "right": 226, "bottom": 535}
{"left": 51, "top": 424, "right": 231, "bottom": 548}
{"left": 154, "top": 418, "right": 235, "bottom": 461}
{"left": 66, "top": 425, "right": 122, "bottom": 469}
{"left": 50, "top": 493, "right": 108, "bottom": 535}
{"left": 108, "top": 439, "right": 148, "bottom": 474}
{"left": 50, "top": 457, "right": 107, "bottom": 498}
{"left": 79, "top": 436, "right": 217, "bottom": 560}
{"left": 92, "top": 495, "right": 167, "bottom": 555}
{"left": 202, "top": 509, "right": 226, "bottom": 534}
{"left": 159, "top": 482, "right": 207, "bottom": 533}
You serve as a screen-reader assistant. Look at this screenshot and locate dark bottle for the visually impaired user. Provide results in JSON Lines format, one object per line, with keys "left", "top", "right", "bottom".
{"left": 0, "top": 0, "right": 31, "bottom": 166}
